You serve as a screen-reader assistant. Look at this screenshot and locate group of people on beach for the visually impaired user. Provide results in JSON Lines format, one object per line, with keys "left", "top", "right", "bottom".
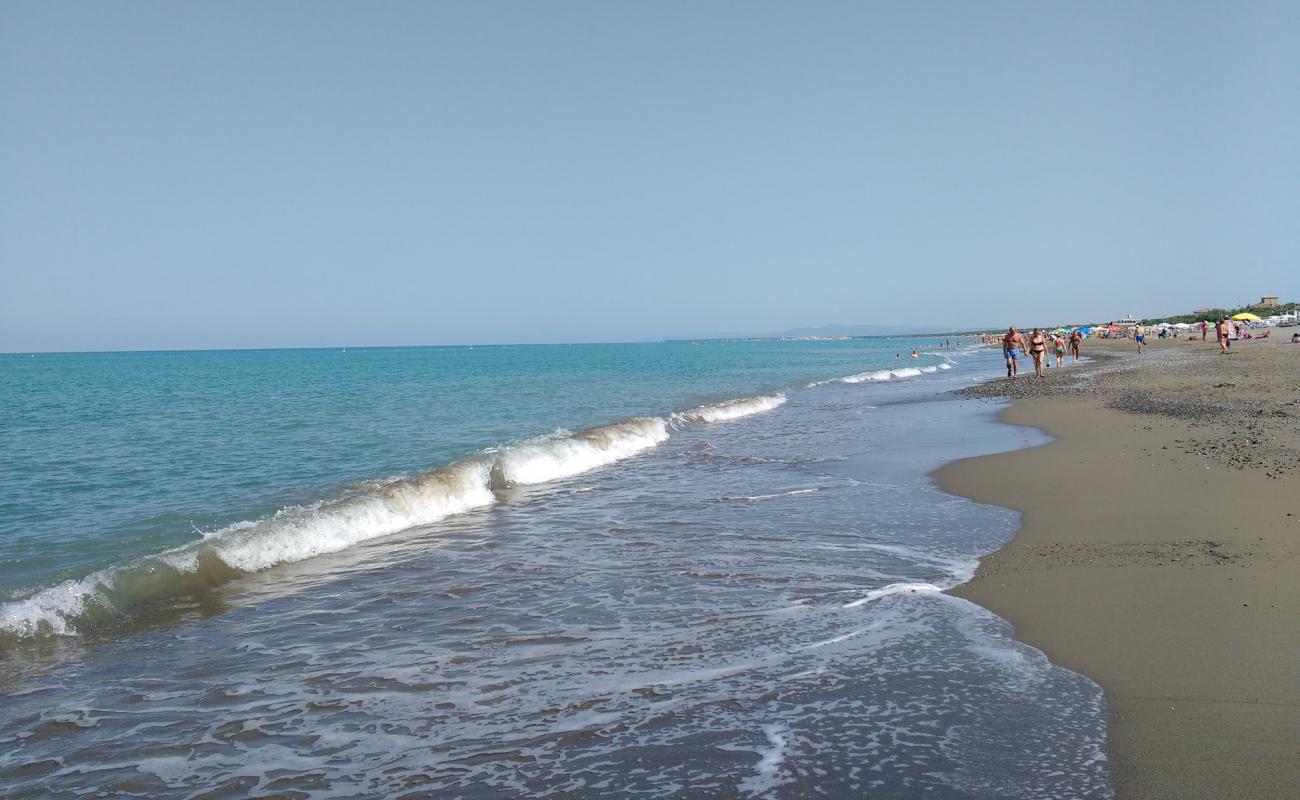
{"left": 1197, "top": 317, "right": 1252, "bottom": 354}
{"left": 1000, "top": 327, "right": 1081, "bottom": 378}
{"left": 998, "top": 314, "right": 1284, "bottom": 378}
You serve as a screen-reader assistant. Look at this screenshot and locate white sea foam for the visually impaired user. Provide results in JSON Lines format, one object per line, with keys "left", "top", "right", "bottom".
{"left": 803, "top": 625, "right": 875, "bottom": 649}
{"left": 855, "top": 542, "right": 979, "bottom": 584}
{"left": 0, "top": 575, "right": 101, "bottom": 637}
{"left": 722, "top": 488, "right": 821, "bottom": 502}
{"left": 842, "top": 582, "right": 944, "bottom": 607}
{"left": 676, "top": 394, "right": 786, "bottom": 424}
{"left": 737, "top": 722, "right": 792, "bottom": 796}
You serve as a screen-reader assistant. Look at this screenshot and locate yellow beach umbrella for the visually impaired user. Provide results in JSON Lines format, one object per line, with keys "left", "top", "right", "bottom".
{"left": 1230, "top": 312, "right": 1260, "bottom": 321}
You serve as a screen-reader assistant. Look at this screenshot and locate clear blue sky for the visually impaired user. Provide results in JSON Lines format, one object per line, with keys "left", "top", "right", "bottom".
{"left": 2, "top": 1, "right": 1296, "bottom": 351}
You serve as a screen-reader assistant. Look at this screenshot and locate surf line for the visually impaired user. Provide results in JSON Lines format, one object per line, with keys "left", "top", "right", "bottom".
{"left": 4, "top": 352, "right": 960, "bottom": 640}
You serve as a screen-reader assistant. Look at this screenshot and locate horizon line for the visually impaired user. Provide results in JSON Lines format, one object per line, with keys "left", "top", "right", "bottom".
{"left": 0, "top": 332, "right": 960, "bottom": 357}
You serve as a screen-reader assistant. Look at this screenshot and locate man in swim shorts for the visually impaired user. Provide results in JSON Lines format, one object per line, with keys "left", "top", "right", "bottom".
{"left": 1002, "top": 326, "right": 1026, "bottom": 378}
{"left": 1134, "top": 324, "right": 1146, "bottom": 353}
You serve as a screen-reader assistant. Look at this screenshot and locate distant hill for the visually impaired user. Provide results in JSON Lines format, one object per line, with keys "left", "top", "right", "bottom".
{"left": 770, "top": 323, "right": 938, "bottom": 338}
{"left": 669, "top": 322, "right": 941, "bottom": 341}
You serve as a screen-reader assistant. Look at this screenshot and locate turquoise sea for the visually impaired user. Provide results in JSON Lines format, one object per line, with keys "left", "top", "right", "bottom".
{"left": 1, "top": 339, "right": 950, "bottom": 609}
{"left": 0, "top": 339, "right": 1112, "bottom": 798}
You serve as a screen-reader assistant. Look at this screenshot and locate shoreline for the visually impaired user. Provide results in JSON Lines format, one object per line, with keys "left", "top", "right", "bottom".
{"left": 935, "top": 338, "right": 1299, "bottom": 799}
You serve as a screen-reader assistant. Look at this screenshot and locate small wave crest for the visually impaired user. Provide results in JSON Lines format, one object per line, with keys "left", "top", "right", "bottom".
{"left": 490, "top": 418, "right": 669, "bottom": 487}
{"left": 839, "top": 366, "right": 918, "bottom": 383}
{"left": 820, "top": 360, "right": 954, "bottom": 386}
{"left": 674, "top": 394, "right": 786, "bottom": 424}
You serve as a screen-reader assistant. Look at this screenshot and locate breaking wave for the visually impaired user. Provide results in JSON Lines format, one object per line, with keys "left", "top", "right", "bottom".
{"left": 839, "top": 366, "right": 919, "bottom": 383}
{"left": 674, "top": 394, "right": 786, "bottom": 424}
{"left": 1, "top": 419, "right": 669, "bottom": 640}
{"left": 489, "top": 418, "right": 669, "bottom": 487}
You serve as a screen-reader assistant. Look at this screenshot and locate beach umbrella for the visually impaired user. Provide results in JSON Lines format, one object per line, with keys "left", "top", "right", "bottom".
{"left": 1173, "top": 322, "right": 1192, "bottom": 329}
{"left": 1230, "top": 312, "right": 1260, "bottom": 321}
{"left": 1155, "top": 322, "right": 1172, "bottom": 328}
{"left": 1074, "top": 326, "right": 1091, "bottom": 333}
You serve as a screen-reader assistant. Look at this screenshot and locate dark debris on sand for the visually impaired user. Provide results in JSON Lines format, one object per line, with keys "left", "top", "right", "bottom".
{"left": 956, "top": 351, "right": 1126, "bottom": 401}
{"left": 956, "top": 346, "right": 1298, "bottom": 478}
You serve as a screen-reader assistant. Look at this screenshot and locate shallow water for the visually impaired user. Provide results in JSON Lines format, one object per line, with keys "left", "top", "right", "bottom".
{"left": 0, "top": 343, "right": 1111, "bottom": 798}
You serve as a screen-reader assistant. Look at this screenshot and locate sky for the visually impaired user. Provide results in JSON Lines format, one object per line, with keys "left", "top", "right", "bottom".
{"left": 2, "top": 1, "right": 1297, "bottom": 351}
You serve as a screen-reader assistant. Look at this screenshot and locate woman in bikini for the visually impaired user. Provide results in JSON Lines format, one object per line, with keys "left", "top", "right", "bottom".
{"left": 1028, "top": 328, "right": 1048, "bottom": 377}
{"left": 1069, "top": 328, "right": 1082, "bottom": 361}
{"left": 1053, "top": 333, "right": 1066, "bottom": 368}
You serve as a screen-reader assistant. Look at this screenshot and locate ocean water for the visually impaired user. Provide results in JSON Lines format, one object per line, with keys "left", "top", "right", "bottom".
{"left": 0, "top": 340, "right": 1111, "bottom": 798}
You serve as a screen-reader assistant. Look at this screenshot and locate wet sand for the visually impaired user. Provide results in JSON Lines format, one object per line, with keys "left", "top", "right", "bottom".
{"left": 936, "top": 336, "right": 1300, "bottom": 799}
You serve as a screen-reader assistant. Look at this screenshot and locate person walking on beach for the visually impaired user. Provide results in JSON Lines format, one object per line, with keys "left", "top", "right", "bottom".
{"left": 1027, "top": 328, "right": 1048, "bottom": 376}
{"left": 1002, "top": 326, "right": 1026, "bottom": 378}
{"left": 1199, "top": 320, "right": 1208, "bottom": 341}
{"left": 1053, "top": 333, "right": 1066, "bottom": 367}
{"left": 1134, "top": 323, "right": 1146, "bottom": 354}
{"left": 1069, "top": 329, "right": 1082, "bottom": 361}
{"left": 1216, "top": 318, "right": 1230, "bottom": 353}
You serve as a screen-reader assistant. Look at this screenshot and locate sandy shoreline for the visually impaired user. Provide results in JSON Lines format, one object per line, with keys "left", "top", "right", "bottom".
{"left": 936, "top": 337, "right": 1299, "bottom": 799}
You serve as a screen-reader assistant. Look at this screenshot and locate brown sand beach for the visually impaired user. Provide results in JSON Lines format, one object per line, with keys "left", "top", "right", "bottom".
{"left": 936, "top": 336, "right": 1299, "bottom": 798}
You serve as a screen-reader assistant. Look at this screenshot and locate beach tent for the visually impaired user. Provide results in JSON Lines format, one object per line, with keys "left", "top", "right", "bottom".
{"left": 1074, "top": 326, "right": 1092, "bottom": 333}
{"left": 1155, "top": 322, "right": 1172, "bottom": 328}
{"left": 1173, "top": 322, "right": 1193, "bottom": 329}
{"left": 1230, "top": 312, "right": 1261, "bottom": 321}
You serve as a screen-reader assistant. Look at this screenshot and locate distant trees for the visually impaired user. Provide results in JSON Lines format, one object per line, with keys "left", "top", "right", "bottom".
{"left": 1139, "top": 301, "right": 1296, "bottom": 325}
